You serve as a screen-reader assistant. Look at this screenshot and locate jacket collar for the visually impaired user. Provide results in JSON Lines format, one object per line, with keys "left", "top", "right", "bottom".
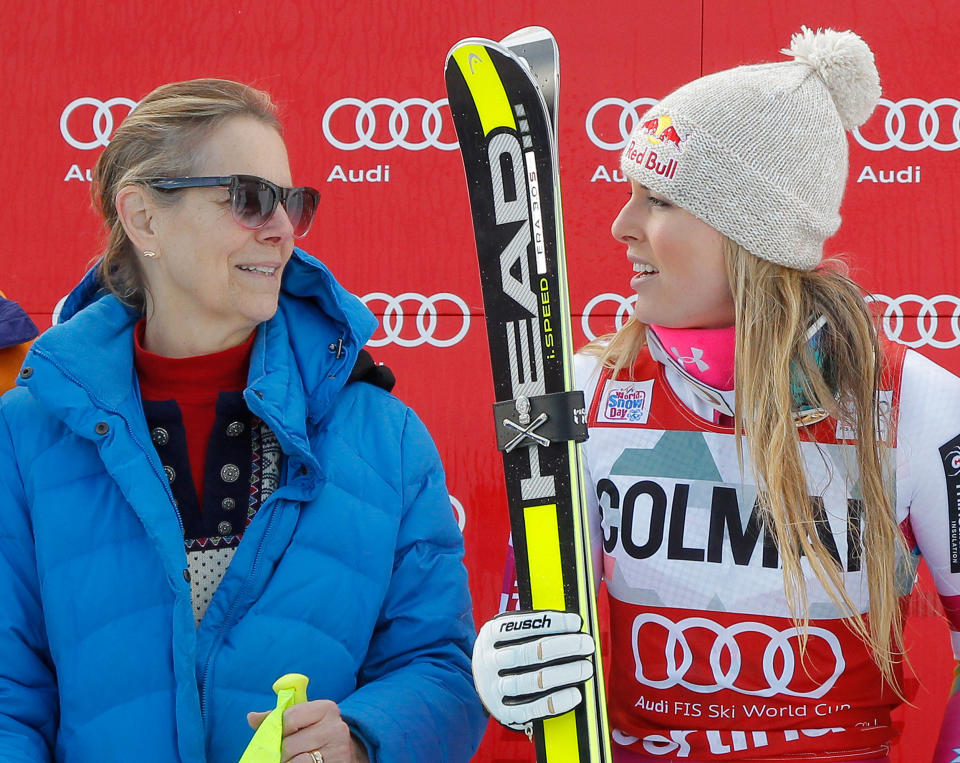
{"left": 646, "top": 328, "right": 737, "bottom": 418}
{"left": 21, "top": 249, "right": 377, "bottom": 461}
{"left": 646, "top": 326, "right": 832, "bottom": 427}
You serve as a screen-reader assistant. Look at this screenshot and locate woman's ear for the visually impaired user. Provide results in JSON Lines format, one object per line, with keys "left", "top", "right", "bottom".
{"left": 115, "top": 185, "right": 160, "bottom": 255}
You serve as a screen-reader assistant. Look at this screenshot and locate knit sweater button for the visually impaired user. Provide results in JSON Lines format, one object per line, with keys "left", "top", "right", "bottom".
{"left": 150, "top": 427, "right": 169, "bottom": 447}
{"left": 226, "top": 421, "right": 245, "bottom": 437}
{"left": 164, "top": 465, "right": 176, "bottom": 483}
{"left": 183, "top": 569, "right": 191, "bottom": 583}
{"left": 217, "top": 521, "right": 233, "bottom": 536}
{"left": 222, "top": 497, "right": 236, "bottom": 510}
{"left": 220, "top": 464, "right": 240, "bottom": 483}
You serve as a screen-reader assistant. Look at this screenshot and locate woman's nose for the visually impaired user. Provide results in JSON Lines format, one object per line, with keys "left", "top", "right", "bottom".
{"left": 257, "top": 203, "right": 296, "bottom": 243}
{"left": 611, "top": 198, "right": 643, "bottom": 243}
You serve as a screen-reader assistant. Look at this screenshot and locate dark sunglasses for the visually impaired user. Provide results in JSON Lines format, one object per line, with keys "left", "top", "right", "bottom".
{"left": 146, "top": 174, "right": 320, "bottom": 238}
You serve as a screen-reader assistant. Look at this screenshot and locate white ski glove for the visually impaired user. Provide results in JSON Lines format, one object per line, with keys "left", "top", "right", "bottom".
{"left": 472, "top": 610, "right": 595, "bottom": 731}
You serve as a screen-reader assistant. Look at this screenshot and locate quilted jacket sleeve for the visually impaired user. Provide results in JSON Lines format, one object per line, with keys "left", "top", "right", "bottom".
{"left": 0, "top": 398, "right": 57, "bottom": 760}
{"left": 336, "top": 407, "right": 486, "bottom": 762}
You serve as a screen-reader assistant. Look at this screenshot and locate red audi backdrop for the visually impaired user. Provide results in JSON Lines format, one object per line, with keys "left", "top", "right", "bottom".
{"left": 2, "top": 1, "right": 957, "bottom": 760}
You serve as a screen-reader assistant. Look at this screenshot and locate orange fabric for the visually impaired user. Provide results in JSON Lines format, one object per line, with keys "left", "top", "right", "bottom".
{"left": 0, "top": 339, "right": 33, "bottom": 394}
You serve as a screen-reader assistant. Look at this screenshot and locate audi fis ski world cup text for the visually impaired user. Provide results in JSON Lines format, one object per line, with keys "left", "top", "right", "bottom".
{"left": 634, "top": 697, "right": 853, "bottom": 723}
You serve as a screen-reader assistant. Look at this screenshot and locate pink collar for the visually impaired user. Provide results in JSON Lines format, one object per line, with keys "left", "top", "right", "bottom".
{"left": 649, "top": 324, "right": 736, "bottom": 391}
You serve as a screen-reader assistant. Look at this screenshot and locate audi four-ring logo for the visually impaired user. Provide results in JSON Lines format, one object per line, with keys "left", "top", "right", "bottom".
{"left": 585, "top": 97, "right": 960, "bottom": 152}
{"left": 585, "top": 97, "right": 659, "bottom": 151}
{"left": 60, "top": 96, "right": 138, "bottom": 150}
{"left": 581, "top": 293, "right": 637, "bottom": 340}
{"left": 581, "top": 292, "right": 960, "bottom": 349}
{"left": 854, "top": 97, "right": 960, "bottom": 151}
{"left": 866, "top": 293, "right": 960, "bottom": 349}
{"left": 322, "top": 97, "right": 457, "bottom": 151}
{"left": 631, "top": 613, "right": 845, "bottom": 699}
{"left": 361, "top": 292, "right": 471, "bottom": 347}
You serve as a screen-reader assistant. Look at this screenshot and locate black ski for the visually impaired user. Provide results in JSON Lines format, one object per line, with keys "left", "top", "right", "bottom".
{"left": 445, "top": 28, "right": 612, "bottom": 763}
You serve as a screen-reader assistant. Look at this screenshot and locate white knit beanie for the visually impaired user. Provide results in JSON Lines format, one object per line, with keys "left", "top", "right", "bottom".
{"left": 620, "top": 27, "right": 881, "bottom": 270}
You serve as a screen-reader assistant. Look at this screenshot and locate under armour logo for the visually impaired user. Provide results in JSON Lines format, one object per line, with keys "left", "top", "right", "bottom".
{"left": 672, "top": 346, "right": 709, "bottom": 373}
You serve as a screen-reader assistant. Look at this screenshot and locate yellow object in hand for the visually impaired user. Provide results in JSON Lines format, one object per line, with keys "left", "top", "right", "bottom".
{"left": 238, "top": 674, "right": 310, "bottom": 763}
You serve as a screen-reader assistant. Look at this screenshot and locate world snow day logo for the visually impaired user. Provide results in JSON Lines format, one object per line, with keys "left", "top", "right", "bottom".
{"left": 597, "top": 378, "right": 655, "bottom": 425}
{"left": 605, "top": 386, "right": 649, "bottom": 422}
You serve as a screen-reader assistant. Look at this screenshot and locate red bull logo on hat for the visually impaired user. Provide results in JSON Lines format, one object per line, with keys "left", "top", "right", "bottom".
{"left": 624, "top": 138, "right": 680, "bottom": 180}
{"left": 640, "top": 115, "right": 688, "bottom": 152}
{"left": 623, "top": 114, "right": 688, "bottom": 181}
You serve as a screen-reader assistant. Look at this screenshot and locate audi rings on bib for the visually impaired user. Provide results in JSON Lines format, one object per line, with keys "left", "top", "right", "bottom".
{"left": 322, "top": 97, "right": 458, "bottom": 151}
{"left": 867, "top": 293, "right": 960, "bottom": 349}
{"left": 853, "top": 97, "right": 960, "bottom": 151}
{"left": 581, "top": 293, "right": 637, "bottom": 341}
{"left": 361, "top": 292, "right": 471, "bottom": 348}
{"left": 585, "top": 97, "right": 659, "bottom": 151}
{"left": 60, "top": 97, "right": 138, "bottom": 150}
{"left": 631, "top": 613, "right": 845, "bottom": 699}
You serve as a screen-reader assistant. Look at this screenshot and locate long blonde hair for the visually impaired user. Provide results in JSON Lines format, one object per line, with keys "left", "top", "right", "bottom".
{"left": 584, "top": 238, "right": 907, "bottom": 689}
{"left": 90, "top": 79, "right": 281, "bottom": 314}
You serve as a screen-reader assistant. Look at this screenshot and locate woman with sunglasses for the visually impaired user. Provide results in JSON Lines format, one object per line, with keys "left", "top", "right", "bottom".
{"left": 472, "top": 28, "right": 960, "bottom": 762}
{"left": 0, "top": 78, "right": 485, "bottom": 762}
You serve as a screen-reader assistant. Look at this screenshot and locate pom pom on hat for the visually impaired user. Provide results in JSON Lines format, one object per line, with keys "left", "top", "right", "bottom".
{"left": 783, "top": 26, "right": 881, "bottom": 129}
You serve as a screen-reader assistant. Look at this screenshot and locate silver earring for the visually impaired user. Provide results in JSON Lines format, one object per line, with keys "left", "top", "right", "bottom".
{"left": 142, "top": 250, "right": 158, "bottom": 258}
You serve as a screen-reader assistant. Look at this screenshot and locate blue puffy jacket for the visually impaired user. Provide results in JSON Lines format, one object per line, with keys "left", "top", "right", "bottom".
{"left": 0, "top": 250, "right": 486, "bottom": 762}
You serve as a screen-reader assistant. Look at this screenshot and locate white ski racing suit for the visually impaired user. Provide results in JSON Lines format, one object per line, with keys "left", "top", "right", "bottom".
{"left": 575, "top": 332, "right": 960, "bottom": 761}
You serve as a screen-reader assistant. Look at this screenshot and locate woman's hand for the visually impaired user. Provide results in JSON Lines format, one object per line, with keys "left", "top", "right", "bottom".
{"left": 247, "top": 700, "right": 370, "bottom": 763}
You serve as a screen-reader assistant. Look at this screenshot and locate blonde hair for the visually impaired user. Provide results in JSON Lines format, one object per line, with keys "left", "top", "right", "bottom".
{"left": 90, "top": 78, "right": 281, "bottom": 314}
{"left": 584, "top": 238, "right": 906, "bottom": 689}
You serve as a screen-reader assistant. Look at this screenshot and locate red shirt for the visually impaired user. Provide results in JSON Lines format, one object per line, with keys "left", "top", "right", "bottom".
{"left": 134, "top": 321, "right": 253, "bottom": 507}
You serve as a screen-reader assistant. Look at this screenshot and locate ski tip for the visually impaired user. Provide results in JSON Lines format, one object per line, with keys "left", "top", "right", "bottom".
{"left": 500, "top": 26, "right": 555, "bottom": 45}
{"left": 444, "top": 36, "right": 500, "bottom": 65}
